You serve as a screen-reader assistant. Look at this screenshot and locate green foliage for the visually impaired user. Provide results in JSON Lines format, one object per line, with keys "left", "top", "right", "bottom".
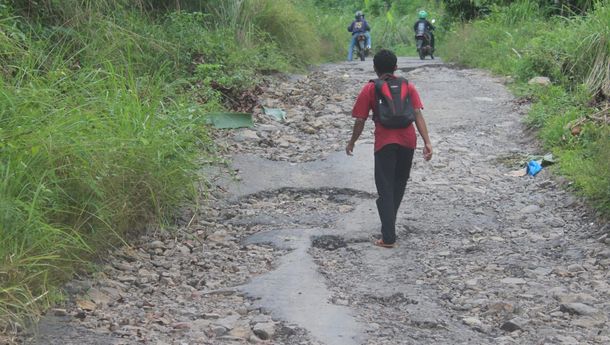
{"left": 555, "top": 126, "right": 610, "bottom": 215}
{"left": 442, "top": 0, "right": 596, "bottom": 22}
{"left": 0, "top": 0, "right": 337, "bottom": 326}
{"left": 313, "top": 0, "right": 363, "bottom": 10}
{"left": 314, "top": 11, "right": 352, "bottom": 59}
{"left": 246, "top": 0, "right": 322, "bottom": 62}
{"left": 0, "top": 0, "right": 358, "bottom": 325}
{"left": 494, "top": 0, "right": 548, "bottom": 25}
{"left": 443, "top": 0, "right": 496, "bottom": 20}
{"left": 442, "top": 2, "right": 609, "bottom": 97}
{"left": 197, "top": 0, "right": 347, "bottom": 64}
{"left": 1, "top": 55, "right": 211, "bottom": 324}
{"left": 515, "top": 4, "right": 610, "bottom": 98}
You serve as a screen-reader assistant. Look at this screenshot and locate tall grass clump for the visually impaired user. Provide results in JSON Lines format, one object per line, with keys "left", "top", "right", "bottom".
{"left": 1, "top": 5, "right": 207, "bottom": 327}
{"left": 440, "top": 1, "right": 549, "bottom": 75}
{"left": 246, "top": 0, "right": 322, "bottom": 62}
{"left": 313, "top": 11, "right": 350, "bottom": 59}
{"left": 513, "top": 3, "right": 610, "bottom": 98}
{"left": 202, "top": 0, "right": 347, "bottom": 63}
{"left": 1, "top": 53, "right": 210, "bottom": 326}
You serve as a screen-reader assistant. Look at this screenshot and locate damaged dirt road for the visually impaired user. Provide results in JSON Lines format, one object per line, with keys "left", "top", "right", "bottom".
{"left": 28, "top": 57, "right": 610, "bottom": 345}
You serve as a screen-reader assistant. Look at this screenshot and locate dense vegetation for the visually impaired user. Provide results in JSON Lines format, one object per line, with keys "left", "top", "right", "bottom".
{"left": 1, "top": 0, "right": 607, "bottom": 331}
{"left": 440, "top": 0, "right": 609, "bottom": 216}
{"left": 0, "top": 0, "right": 356, "bottom": 328}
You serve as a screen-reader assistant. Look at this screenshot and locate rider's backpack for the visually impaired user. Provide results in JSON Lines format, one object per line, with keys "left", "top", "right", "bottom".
{"left": 373, "top": 77, "right": 416, "bottom": 129}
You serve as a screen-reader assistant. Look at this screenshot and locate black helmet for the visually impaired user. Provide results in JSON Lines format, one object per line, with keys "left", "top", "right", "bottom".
{"left": 355, "top": 10, "right": 363, "bottom": 20}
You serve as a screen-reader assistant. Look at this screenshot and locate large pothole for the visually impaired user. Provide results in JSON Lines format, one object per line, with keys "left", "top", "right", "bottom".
{"left": 312, "top": 235, "right": 348, "bottom": 251}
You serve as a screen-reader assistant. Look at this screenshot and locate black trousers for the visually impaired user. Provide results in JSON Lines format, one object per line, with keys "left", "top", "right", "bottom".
{"left": 374, "top": 144, "right": 415, "bottom": 244}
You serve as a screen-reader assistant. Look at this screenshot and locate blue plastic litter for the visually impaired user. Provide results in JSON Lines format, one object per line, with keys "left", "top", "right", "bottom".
{"left": 527, "top": 160, "right": 543, "bottom": 176}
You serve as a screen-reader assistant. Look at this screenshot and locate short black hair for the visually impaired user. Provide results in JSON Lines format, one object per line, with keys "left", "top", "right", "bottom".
{"left": 373, "top": 49, "right": 397, "bottom": 75}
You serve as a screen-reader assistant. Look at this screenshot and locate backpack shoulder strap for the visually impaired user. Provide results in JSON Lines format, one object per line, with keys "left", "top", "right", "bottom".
{"left": 371, "top": 79, "right": 384, "bottom": 120}
{"left": 371, "top": 78, "right": 383, "bottom": 93}
{"left": 396, "top": 77, "right": 409, "bottom": 86}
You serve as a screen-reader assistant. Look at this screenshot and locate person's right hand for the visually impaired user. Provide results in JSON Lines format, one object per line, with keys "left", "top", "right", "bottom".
{"left": 423, "top": 143, "right": 433, "bottom": 161}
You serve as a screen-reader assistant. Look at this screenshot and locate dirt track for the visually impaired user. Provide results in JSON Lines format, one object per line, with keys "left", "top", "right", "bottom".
{"left": 27, "top": 57, "right": 610, "bottom": 345}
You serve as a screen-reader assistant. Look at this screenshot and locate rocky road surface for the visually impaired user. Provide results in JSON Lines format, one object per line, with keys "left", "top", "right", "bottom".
{"left": 23, "top": 57, "right": 610, "bottom": 345}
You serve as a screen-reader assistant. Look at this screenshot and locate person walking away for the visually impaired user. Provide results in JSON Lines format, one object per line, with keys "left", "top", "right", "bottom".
{"left": 413, "top": 10, "right": 435, "bottom": 52}
{"left": 346, "top": 49, "right": 433, "bottom": 248}
{"left": 347, "top": 10, "right": 371, "bottom": 61}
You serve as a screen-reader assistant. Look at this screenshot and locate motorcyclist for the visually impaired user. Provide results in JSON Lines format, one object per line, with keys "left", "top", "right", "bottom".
{"left": 413, "top": 10, "right": 435, "bottom": 52}
{"left": 347, "top": 10, "right": 371, "bottom": 61}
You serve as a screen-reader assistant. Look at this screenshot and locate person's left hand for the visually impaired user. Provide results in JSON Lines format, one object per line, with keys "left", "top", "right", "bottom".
{"left": 346, "top": 142, "right": 355, "bottom": 156}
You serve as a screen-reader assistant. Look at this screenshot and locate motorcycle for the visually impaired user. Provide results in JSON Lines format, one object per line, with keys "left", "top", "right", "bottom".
{"left": 353, "top": 33, "right": 368, "bottom": 61}
{"left": 415, "top": 19, "right": 435, "bottom": 60}
{"left": 415, "top": 32, "right": 434, "bottom": 60}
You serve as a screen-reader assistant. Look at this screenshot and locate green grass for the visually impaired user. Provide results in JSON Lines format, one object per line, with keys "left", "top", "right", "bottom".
{"left": 0, "top": 0, "right": 354, "bottom": 328}
{"left": 440, "top": 0, "right": 610, "bottom": 217}
{"left": 1, "top": 55, "right": 210, "bottom": 323}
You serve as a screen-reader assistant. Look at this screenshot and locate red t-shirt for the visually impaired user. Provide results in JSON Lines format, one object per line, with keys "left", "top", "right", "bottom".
{"left": 352, "top": 78, "right": 423, "bottom": 152}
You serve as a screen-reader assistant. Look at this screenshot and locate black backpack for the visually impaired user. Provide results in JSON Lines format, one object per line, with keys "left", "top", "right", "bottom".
{"left": 373, "top": 77, "right": 415, "bottom": 128}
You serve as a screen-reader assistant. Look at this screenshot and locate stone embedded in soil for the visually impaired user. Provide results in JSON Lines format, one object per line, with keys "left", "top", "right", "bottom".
{"left": 147, "top": 240, "right": 165, "bottom": 249}
{"left": 556, "top": 293, "right": 596, "bottom": 304}
{"left": 597, "top": 248, "right": 610, "bottom": 259}
{"left": 500, "top": 317, "right": 528, "bottom": 332}
{"left": 560, "top": 303, "right": 599, "bottom": 316}
{"left": 210, "top": 325, "right": 229, "bottom": 337}
{"left": 235, "top": 129, "right": 260, "bottom": 141}
{"left": 202, "top": 313, "right": 221, "bottom": 320}
{"left": 528, "top": 76, "right": 552, "bottom": 86}
{"left": 520, "top": 205, "right": 541, "bottom": 214}
{"left": 51, "top": 308, "right": 68, "bottom": 317}
{"left": 229, "top": 325, "right": 253, "bottom": 339}
{"left": 215, "top": 314, "right": 241, "bottom": 330}
{"left": 75, "top": 299, "right": 96, "bottom": 311}
{"left": 252, "top": 322, "right": 276, "bottom": 340}
{"left": 462, "top": 317, "right": 483, "bottom": 328}
{"left": 500, "top": 277, "right": 526, "bottom": 285}
{"left": 571, "top": 316, "right": 608, "bottom": 329}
